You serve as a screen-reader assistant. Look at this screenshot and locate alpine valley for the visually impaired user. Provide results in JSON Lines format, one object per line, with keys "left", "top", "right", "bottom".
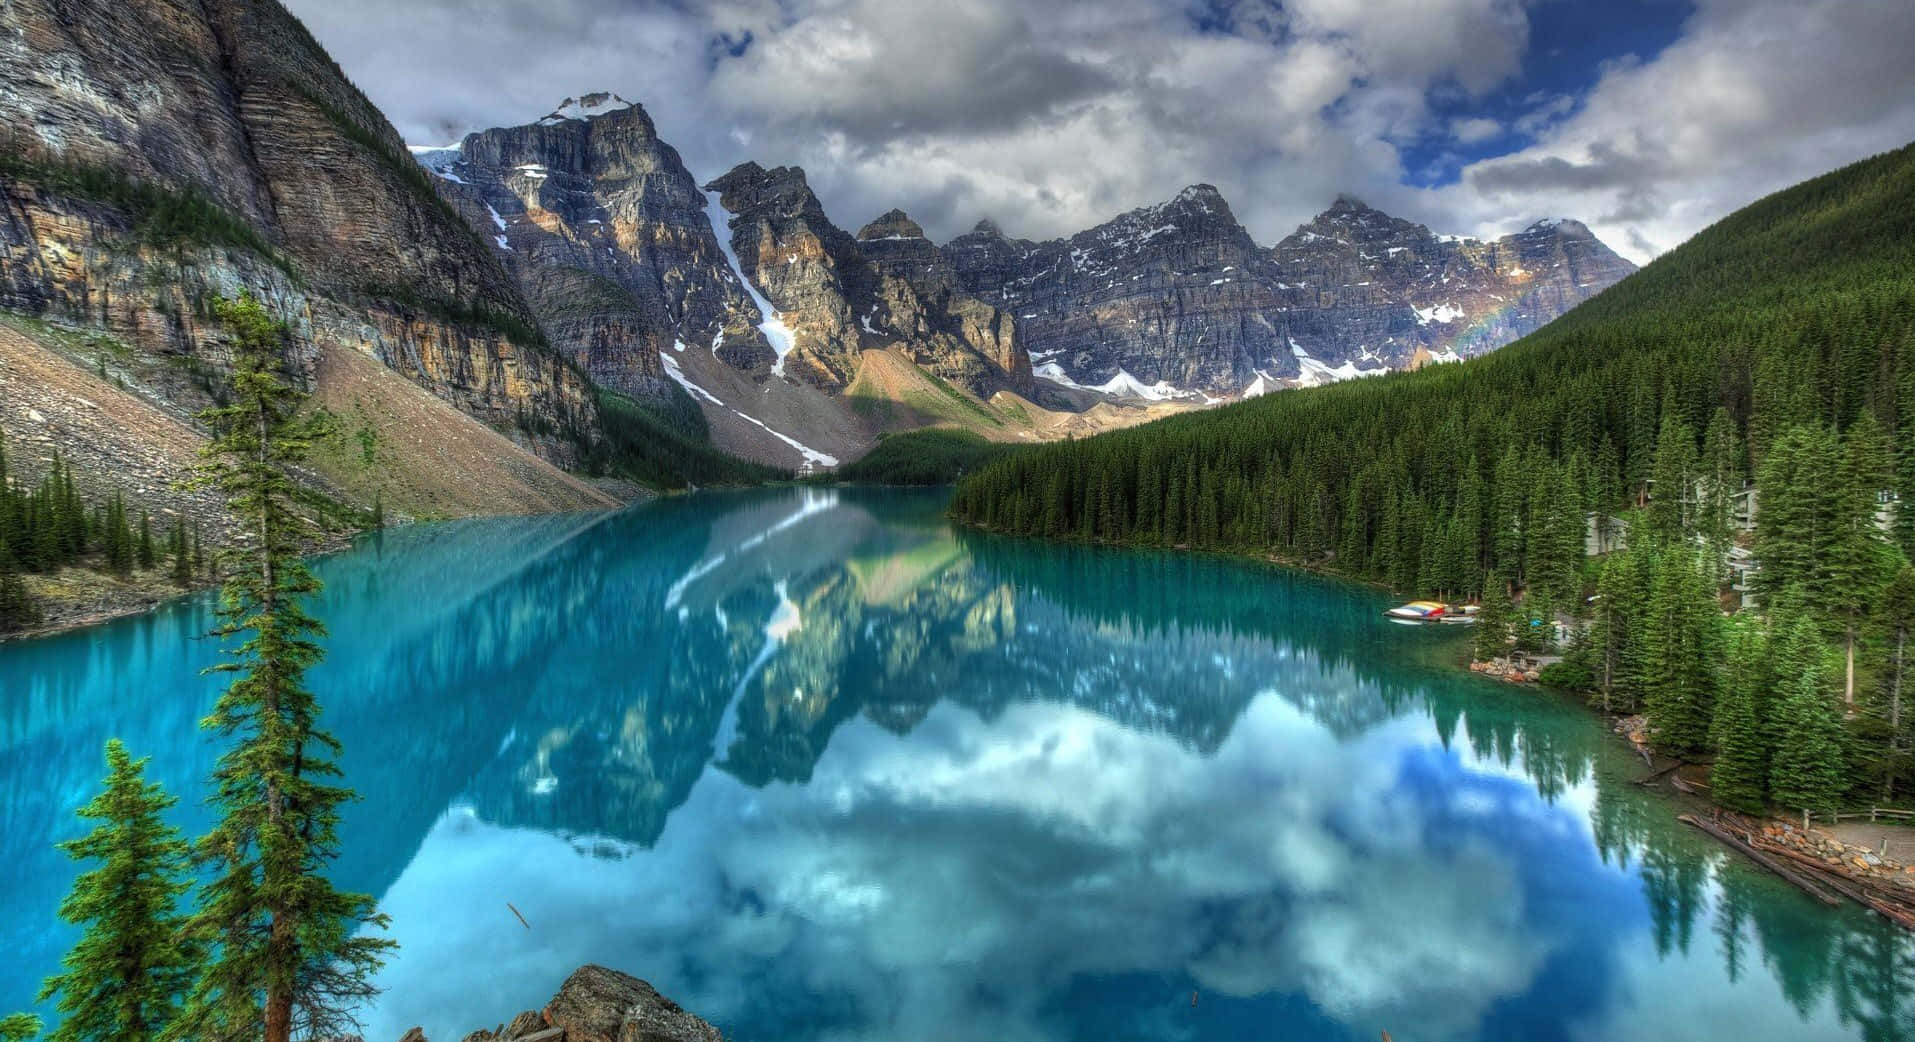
{"left": 0, "top": 0, "right": 1632, "bottom": 498}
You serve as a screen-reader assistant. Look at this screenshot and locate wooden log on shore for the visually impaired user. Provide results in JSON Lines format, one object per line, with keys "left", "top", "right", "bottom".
{"left": 1740, "top": 830, "right": 1915, "bottom": 931}
{"left": 1679, "top": 814, "right": 1843, "bottom": 906}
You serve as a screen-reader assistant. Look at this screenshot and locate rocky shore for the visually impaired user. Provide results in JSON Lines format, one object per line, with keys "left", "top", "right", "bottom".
{"left": 354, "top": 966, "right": 722, "bottom": 1042}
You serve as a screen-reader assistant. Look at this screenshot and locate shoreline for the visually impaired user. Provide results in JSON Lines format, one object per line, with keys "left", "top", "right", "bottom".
{"left": 950, "top": 513, "right": 1915, "bottom": 927}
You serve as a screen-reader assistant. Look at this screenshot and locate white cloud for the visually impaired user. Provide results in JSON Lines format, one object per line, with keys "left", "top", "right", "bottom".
{"left": 282, "top": 0, "right": 1915, "bottom": 266}
{"left": 1452, "top": 116, "right": 1504, "bottom": 144}
{"left": 360, "top": 694, "right": 1579, "bottom": 1042}
{"left": 1444, "top": 0, "right": 1915, "bottom": 260}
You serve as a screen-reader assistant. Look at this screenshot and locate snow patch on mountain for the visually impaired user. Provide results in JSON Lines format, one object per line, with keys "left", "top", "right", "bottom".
{"left": 1034, "top": 362, "right": 1207, "bottom": 402}
{"left": 703, "top": 191, "right": 797, "bottom": 377}
{"left": 540, "top": 92, "right": 635, "bottom": 125}
{"left": 1290, "top": 340, "right": 1388, "bottom": 388}
{"left": 1413, "top": 303, "right": 1465, "bottom": 325}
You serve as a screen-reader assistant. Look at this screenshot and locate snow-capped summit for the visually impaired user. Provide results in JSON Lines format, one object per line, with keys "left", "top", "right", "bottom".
{"left": 539, "top": 91, "right": 636, "bottom": 125}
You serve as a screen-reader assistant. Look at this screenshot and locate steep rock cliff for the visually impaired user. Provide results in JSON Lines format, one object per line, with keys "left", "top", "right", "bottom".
{"left": 946, "top": 185, "right": 1278, "bottom": 397}
{"left": 412, "top": 93, "right": 776, "bottom": 400}
{"left": 0, "top": 0, "right": 598, "bottom": 462}
{"left": 704, "top": 163, "right": 1031, "bottom": 397}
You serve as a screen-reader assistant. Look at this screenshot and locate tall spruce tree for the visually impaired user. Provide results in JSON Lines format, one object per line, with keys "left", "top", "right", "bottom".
{"left": 171, "top": 522, "right": 192, "bottom": 587}
{"left": 1828, "top": 413, "right": 1900, "bottom": 705}
{"left": 1648, "top": 414, "right": 1697, "bottom": 536}
{"left": 1711, "top": 619, "right": 1771, "bottom": 813}
{"left": 1866, "top": 566, "right": 1915, "bottom": 800}
{"left": 1474, "top": 571, "right": 1512, "bottom": 662}
{"left": 1590, "top": 540, "right": 1654, "bottom": 713}
{"left": 136, "top": 510, "right": 156, "bottom": 571}
{"left": 1756, "top": 424, "right": 1841, "bottom": 610}
{"left": 1768, "top": 618, "right": 1847, "bottom": 817}
{"left": 0, "top": 1014, "right": 41, "bottom": 1042}
{"left": 39, "top": 740, "right": 196, "bottom": 1042}
{"left": 1641, "top": 546, "right": 1720, "bottom": 754}
{"left": 170, "top": 294, "right": 392, "bottom": 1042}
{"left": 0, "top": 537, "right": 36, "bottom": 633}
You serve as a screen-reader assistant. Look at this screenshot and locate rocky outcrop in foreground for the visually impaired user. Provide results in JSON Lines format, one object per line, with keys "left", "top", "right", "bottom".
{"left": 383, "top": 965, "right": 722, "bottom": 1042}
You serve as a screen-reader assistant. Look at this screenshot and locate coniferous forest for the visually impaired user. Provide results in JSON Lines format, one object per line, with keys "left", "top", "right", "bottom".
{"left": 0, "top": 435, "right": 206, "bottom": 634}
{"left": 951, "top": 143, "right": 1915, "bottom": 815}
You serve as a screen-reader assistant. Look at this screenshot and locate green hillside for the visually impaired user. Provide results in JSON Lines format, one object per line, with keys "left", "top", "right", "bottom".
{"left": 951, "top": 142, "right": 1915, "bottom": 811}
{"left": 952, "top": 142, "right": 1915, "bottom": 581}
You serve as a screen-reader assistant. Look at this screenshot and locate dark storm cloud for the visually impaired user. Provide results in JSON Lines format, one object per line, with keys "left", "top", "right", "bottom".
{"left": 283, "top": 0, "right": 1915, "bottom": 262}
{"left": 1468, "top": 145, "right": 1664, "bottom": 196}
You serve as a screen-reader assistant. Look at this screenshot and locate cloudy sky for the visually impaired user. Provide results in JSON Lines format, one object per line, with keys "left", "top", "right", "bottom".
{"left": 285, "top": 0, "right": 1915, "bottom": 263}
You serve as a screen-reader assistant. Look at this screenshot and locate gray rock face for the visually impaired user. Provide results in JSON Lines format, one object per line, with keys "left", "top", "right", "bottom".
{"left": 946, "top": 189, "right": 1637, "bottom": 395}
{"left": 705, "top": 163, "right": 1031, "bottom": 396}
{"left": 947, "top": 185, "right": 1278, "bottom": 395}
{"left": 541, "top": 965, "right": 723, "bottom": 1042}
{"left": 0, "top": 0, "right": 600, "bottom": 462}
{"left": 417, "top": 96, "right": 773, "bottom": 399}
{"left": 1269, "top": 197, "right": 1638, "bottom": 372}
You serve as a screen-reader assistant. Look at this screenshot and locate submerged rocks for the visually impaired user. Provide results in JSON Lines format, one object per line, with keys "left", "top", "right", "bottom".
{"left": 404, "top": 965, "right": 722, "bottom": 1042}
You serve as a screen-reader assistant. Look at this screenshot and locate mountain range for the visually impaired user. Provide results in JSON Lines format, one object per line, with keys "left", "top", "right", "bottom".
{"left": 408, "top": 91, "right": 1632, "bottom": 468}
{"left": 0, "top": 0, "right": 1633, "bottom": 495}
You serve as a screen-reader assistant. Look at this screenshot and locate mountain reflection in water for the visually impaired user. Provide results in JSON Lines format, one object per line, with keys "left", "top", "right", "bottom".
{"left": 1, "top": 488, "right": 1910, "bottom": 1042}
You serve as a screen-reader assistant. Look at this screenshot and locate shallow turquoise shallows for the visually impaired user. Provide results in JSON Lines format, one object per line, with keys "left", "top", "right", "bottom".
{"left": 2, "top": 488, "right": 1910, "bottom": 1041}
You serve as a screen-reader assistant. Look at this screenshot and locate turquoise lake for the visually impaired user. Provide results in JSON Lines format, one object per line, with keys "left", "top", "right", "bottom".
{"left": 2, "top": 487, "right": 1910, "bottom": 1041}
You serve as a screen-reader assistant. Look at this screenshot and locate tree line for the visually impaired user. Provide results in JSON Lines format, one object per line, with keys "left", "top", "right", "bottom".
{"left": 950, "top": 144, "right": 1915, "bottom": 817}
{"left": 0, "top": 435, "right": 211, "bottom": 633}
{"left": 4, "top": 295, "right": 390, "bottom": 1042}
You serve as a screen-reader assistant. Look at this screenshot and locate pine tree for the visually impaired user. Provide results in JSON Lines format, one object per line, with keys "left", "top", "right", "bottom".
{"left": 39, "top": 740, "right": 196, "bottom": 1042}
{"left": 1590, "top": 541, "right": 1653, "bottom": 713}
{"left": 0, "top": 1014, "right": 40, "bottom": 1042}
{"left": 1768, "top": 620, "right": 1846, "bottom": 817}
{"left": 171, "top": 294, "right": 393, "bottom": 1042}
{"left": 0, "top": 537, "right": 37, "bottom": 633}
{"left": 1711, "top": 619, "right": 1771, "bottom": 813}
{"left": 1866, "top": 566, "right": 1915, "bottom": 801}
{"left": 1648, "top": 413, "right": 1696, "bottom": 535}
{"left": 370, "top": 491, "right": 384, "bottom": 531}
{"left": 1641, "top": 546, "right": 1719, "bottom": 754}
{"left": 1828, "top": 413, "right": 1900, "bottom": 705}
{"left": 1474, "top": 571, "right": 1512, "bottom": 662}
{"left": 137, "top": 510, "right": 156, "bottom": 571}
{"left": 1756, "top": 424, "right": 1841, "bottom": 610}
{"left": 171, "top": 522, "right": 192, "bottom": 587}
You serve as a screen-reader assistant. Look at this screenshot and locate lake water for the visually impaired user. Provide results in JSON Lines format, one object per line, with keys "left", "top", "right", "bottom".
{"left": 1, "top": 487, "right": 1909, "bottom": 1041}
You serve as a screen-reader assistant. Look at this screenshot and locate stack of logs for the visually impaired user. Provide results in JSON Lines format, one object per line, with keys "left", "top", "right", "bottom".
{"left": 1681, "top": 811, "right": 1915, "bottom": 930}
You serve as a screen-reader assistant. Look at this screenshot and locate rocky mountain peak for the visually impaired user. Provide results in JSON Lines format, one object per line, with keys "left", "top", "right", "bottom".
{"left": 1520, "top": 216, "right": 1594, "bottom": 238}
{"left": 1302, "top": 194, "right": 1425, "bottom": 236}
{"left": 540, "top": 91, "right": 638, "bottom": 124}
{"left": 704, "top": 163, "right": 827, "bottom": 223}
{"left": 971, "top": 217, "right": 1005, "bottom": 237}
{"left": 857, "top": 209, "right": 925, "bottom": 241}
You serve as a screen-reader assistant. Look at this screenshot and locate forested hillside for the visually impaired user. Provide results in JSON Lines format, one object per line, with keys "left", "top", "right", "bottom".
{"left": 951, "top": 142, "right": 1915, "bottom": 811}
